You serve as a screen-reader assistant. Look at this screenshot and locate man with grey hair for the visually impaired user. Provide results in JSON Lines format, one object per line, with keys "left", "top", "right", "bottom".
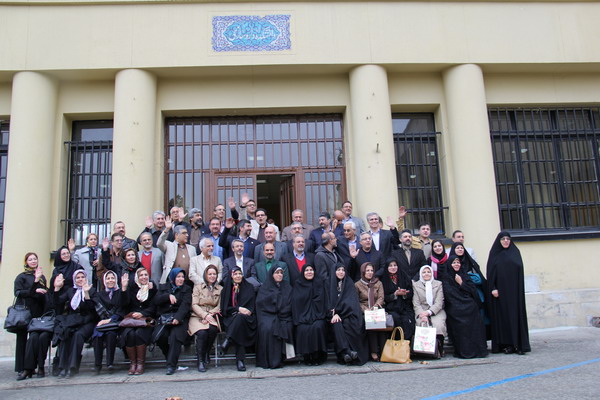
{"left": 188, "top": 207, "right": 210, "bottom": 248}
{"left": 280, "top": 209, "right": 314, "bottom": 241}
{"left": 139, "top": 210, "right": 167, "bottom": 247}
{"left": 314, "top": 231, "right": 340, "bottom": 282}
{"left": 253, "top": 225, "right": 288, "bottom": 263}
{"left": 189, "top": 237, "right": 223, "bottom": 285}
{"left": 222, "top": 238, "right": 256, "bottom": 283}
{"left": 349, "top": 231, "right": 385, "bottom": 281}
{"left": 337, "top": 220, "right": 362, "bottom": 268}
{"left": 138, "top": 231, "right": 165, "bottom": 283}
{"left": 366, "top": 211, "right": 399, "bottom": 260}
{"left": 284, "top": 221, "right": 316, "bottom": 254}
{"left": 157, "top": 217, "right": 197, "bottom": 284}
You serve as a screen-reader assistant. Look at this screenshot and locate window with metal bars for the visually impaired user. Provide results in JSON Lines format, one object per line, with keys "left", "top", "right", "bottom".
{"left": 64, "top": 121, "right": 113, "bottom": 245}
{"left": 489, "top": 107, "right": 600, "bottom": 236}
{"left": 0, "top": 121, "right": 9, "bottom": 255}
{"left": 392, "top": 113, "right": 446, "bottom": 235}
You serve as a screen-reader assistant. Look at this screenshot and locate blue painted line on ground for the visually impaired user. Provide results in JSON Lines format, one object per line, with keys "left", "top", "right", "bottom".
{"left": 421, "top": 357, "right": 600, "bottom": 400}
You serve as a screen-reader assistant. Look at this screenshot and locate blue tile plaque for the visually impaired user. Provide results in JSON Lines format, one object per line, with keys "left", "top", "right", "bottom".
{"left": 212, "top": 15, "right": 291, "bottom": 52}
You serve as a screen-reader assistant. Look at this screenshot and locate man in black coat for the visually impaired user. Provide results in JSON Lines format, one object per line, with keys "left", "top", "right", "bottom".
{"left": 365, "top": 212, "right": 400, "bottom": 260}
{"left": 219, "top": 218, "right": 258, "bottom": 261}
{"left": 282, "top": 236, "right": 316, "bottom": 286}
{"left": 391, "top": 229, "right": 426, "bottom": 281}
{"left": 285, "top": 222, "right": 316, "bottom": 254}
{"left": 349, "top": 232, "right": 385, "bottom": 281}
{"left": 222, "top": 238, "right": 256, "bottom": 282}
{"left": 336, "top": 220, "right": 362, "bottom": 268}
{"left": 313, "top": 232, "right": 341, "bottom": 283}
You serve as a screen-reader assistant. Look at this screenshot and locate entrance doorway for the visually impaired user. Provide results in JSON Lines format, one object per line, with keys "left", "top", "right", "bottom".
{"left": 256, "top": 174, "right": 295, "bottom": 228}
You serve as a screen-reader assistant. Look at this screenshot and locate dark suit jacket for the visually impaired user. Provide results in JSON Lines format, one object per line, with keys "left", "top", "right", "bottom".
{"left": 218, "top": 226, "right": 259, "bottom": 260}
{"left": 371, "top": 229, "right": 399, "bottom": 260}
{"left": 310, "top": 225, "right": 344, "bottom": 247}
{"left": 254, "top": 260, "right": 290, "bottom": 284}
{"left": 282, "top": 252, "right": 316, "bottom": 286}
{"left": 285, "top": 238, "right": 316, "bottom": 255}
{"left": 254, "top": 241, "right": 288, "bottom": 263}
{"left": 391, "top": 247, "right": 427, "bottom": 281}
{"left": 222, "top": 256, "right": 256, "bottom": 281}
{"left": 336, "top": 236, "right": 362, "bottom": 268}
{"left": 349, "top": 248, "right": 385, "bottom": 282}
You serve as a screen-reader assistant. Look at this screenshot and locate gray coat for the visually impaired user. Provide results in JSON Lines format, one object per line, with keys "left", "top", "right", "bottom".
{"left": 137, "top": 247, "right": 165, "bottom": 285}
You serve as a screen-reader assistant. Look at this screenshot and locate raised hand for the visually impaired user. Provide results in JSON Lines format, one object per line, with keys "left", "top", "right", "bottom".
{"left": 241, "top": 192, "right": 250, "bottom": 206}
{"left": 385, "top": 216, "right": 395, "bottom": 228}
{"left": 179, "top": 207, "right": 187, "bottom": 220}
{"left": 54, "top": 274, "right": 65, "bottom": 290}
{"left": 228, "top": 196, "right": 236, "bottom": 209}
{"left": 349, "top": 246, "right": 359, "bottom": 258}
{"left": 165, "top": 216, "right": 173, "bottom": 231}
{"left": 68, "top": 238, "right": 76, "bottom": 252}
{"left": 34, "top": 266, "right": 43, "bottom": 283}
{"left": 83, "top": 283, "right": 93, "bottom": 293}
{"left": 121, "top": 273, "right": 129, "bottom": 289}
{"left": 398, "top": 206, "right": 407, "bottom": 219}
{"left": 102, "top": 237, "right": 110, "bottom": 251}
{"left": 225, "top": 217, "right": 235, "bottom": 229}
{"left": 145, "top": 215, "right": 153, "bottom": 229}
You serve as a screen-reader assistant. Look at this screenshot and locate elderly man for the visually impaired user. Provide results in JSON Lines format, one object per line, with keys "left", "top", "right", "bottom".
{"left": 139, "top": 210, "right": 166, "bottom": 247}
{"left": 96, "top": 232, "right": 125, "bottom": 284}
{"left": 219, "top": 218, "right": 259, "bottom": 261}
{"left": 314, "top": 231, "right": 340, "bottom": 282}
{"left": 281, "top": 209, "right": 314, "bottom": 241}
{"left": 337, "top": 221, "right": 362, "bottom": 268}
{"left": 447, "top": 230, "right": 477, "bottom": 260}
{"left": 284, "top": 222, "right": 316, "bottom": 254}
{"left": 282, "top": 235, "right": 316, "bottom": 286}
{"left": 113, "top": 221, "right": 138, "bottom": 251}
{"left": 391, "top": 229, "right": 426, "bottom": 281}
{"left": 341, "top": 201, "right": 366, "bottom": 234}
{"left": 199, "top": 217, "right": 224, "bottom": 261}
{"left": 138, "top": 231, "right": 165, "bottom": 283}
{"left": 189, "top": 237, "right": 223, "bottom": 285}
{"left": 254, "top": 225, "right": 288, "bottom": 263}
{"left": 188, "top": 207, "right": 210, "bottom": 247}
{"left": 157, "top": 217, "right": 197, "bottom": 283}
{"left": 349, "top": 232, "right": 385, "bottom": 281}
{"left": 254, "top": 243, "right": 289, "bottom": 284}
{"left": 222, "top": 239, "right": 256, "bottom": 282}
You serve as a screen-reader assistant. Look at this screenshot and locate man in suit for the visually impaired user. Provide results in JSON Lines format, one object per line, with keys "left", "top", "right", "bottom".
{"left": 219, "top": 218, "right": 259, "bottom": 260}
{"left": 222, "top": 239, "right": 256, "bottom": 283}
{"left": 282, "top": 235, "right": 316, "bottom": 286}
{"left": 138, "top": 232, "right": 165, "bottom": 284}
{"left": 189, "top": 237, "right": 224, "bottom": 285}
{"left": 254, "top": 243, "right": 289, "bottom": 284}
{"left": 280, "top": 209, "right": 315, "bottom": 241}
{"left": 391, "top": 229, "right": 426, "bottom": 281}
{"left": 341, "top": 201, "right": 366, "bottom": 235}
{"left": 366, "top": 212, "right": 399, "bottom": 260}
{"left": 285, "top": 222, "right": 316, "bottom": 254}
{"left": 157, "top": 220, "right": 197, "bottom": 283}
{"left": 138, "top": 210, "right": 167, "bottom": 247}
{"left": 254, "top": 225, "right": 288, "bottom": 263}
{"left": 309, "top": 212, "right": 343, "bottom": 247}
{"left": 349, "top": 232, "right": 385, "bottom": 281}
{"left": 314, "top": 232, "right": 340, "bottom": 283}
{"left": 336, "top": 220, "right": 362, "bottom": 268}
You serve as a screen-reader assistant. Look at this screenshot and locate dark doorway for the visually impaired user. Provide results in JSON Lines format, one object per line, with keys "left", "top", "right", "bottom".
{"left": 256, "top": 174, "right": 295, "bottom": 228}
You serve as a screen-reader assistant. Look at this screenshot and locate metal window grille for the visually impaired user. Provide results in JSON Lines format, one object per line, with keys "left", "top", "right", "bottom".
{"left": 489, "top": 107, "right": 600, "bottom": 233}
{"left": 0, "top": 121, "right": 9, "bottom": 255}
{"left": 64, "top": 121, "right": 113, "bottom": 245}
{"left": 392, "top": 113, "right": 446, "bottom": 235}
{"left": 165, "top": 115, "right": 345, "bottom": 227}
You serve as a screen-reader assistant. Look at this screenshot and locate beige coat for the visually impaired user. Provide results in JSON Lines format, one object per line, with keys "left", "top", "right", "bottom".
{"left": 354, "top": 280, "right": 385, "bottom": 312}
{"left": 188, "top": 283, "right": 222, "bottom": 336}
{"left": 412, "top": 279, "right": 447, "bottom": 336}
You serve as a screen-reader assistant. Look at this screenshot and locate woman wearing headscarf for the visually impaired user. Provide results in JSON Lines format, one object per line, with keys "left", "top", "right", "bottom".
{"left": 53, "top": 269, "right": 98, "bottom": 378}
{"left": 380, "top": 258, "right": 416, "bottom": 342}
{"left": 120, "top": 267, "right": 157, "bottom": 375}
{"left": 412, "top": 265, "right": 447, "bottom": 357}
{"left": 101, "top": 242, "right": 142, "bottom": 285}
{"left": 71, "top": 233, "right": 101, "bottom": 289}
{"left": 153, "top": 268, "right": 192, "bottom": 375}
{"left": 426, "top": 239, "right": 449, "bottom": 280}
{"left": 354, "top": 262, "right": 386, "bottom": 361}
{"left": 14, "top": 252, "right": 50, "bottom": 380}
{"left": 291, "top": 265, "right": 328, "bottom": 366}
{"left": 328, "top": 263, "right": 368, "bottom": 366}
{"left": 218, "top": 267, "right": 257, "bottom": 372}
{"left": 441, "top": 255, "right": 488, "bottom": 359}
{"left": 487, "top": 232, "right": 530, "bottom": 355}
{"left": 255, "top": 266, "right": 294, "bottom": 369}
{"left": 188, "top": 264, "right": 222, "bottom": 373}
{"left": 91, "top": 270, "right": 125, "bottom": 374}
{"left": 51, "top": 245, "right": 82, "bottom": 289}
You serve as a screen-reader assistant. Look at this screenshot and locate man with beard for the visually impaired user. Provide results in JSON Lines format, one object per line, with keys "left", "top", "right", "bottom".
{"left": 219, "top": 218, "right": 259, "bottom": 260}
{"left": 139, "top": 210, "right": 167, "bottom": 247}
{"left": 391, "top": 229, "right": 426, "bottom": 280}
{"left": 314, "top": 231, "right": 340, "bottom": 282}
{"left": 282, "top": 235, "right": 316, "bottom": 286}
{"left": 254, "top": 226, "right": 288, "bottom": 263}
{"left": 188, "top": 207, "right": 210, "bottom": 247}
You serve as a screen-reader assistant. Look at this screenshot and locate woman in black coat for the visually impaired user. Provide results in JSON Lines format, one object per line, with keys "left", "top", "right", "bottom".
{"left": 255, "top": 266, "right": 294, "bottom": 369}
{"left": 487, "top": 231, "right": 531, "bottom": 355}
{"left": 218, "top": 267, "right": 257, "bottom": 372}
{"left": 101, "top": 241, "right": 142, "bottom": 284}
{"left": 291, "top": 265, "right": 328, "bottom": 366}
{"left": 380, "top": 258, "right": 416, "bottom": 341}
{"left": 441, "top": 256, "right": 488, "bottom": 359}
{"left": 14, "top": 252, "right": 50, "bottom": 380}
{"left": 426, "top": 239, "right": 449, "bottom": 280}
{"left": 91, "top": 270, "right": 125, "bottom": 374}
{"left": 120, "top": 267, "right": 157, "bottom": 375}
{"left": 51, "top": 246, "right": 82, "bottom": 290}
{"left": 153, "top": 268, "right": 192, "bottom": 375}
{"left": 53, "top": 269, "right": 98, "bottom": 378}
{"left": 328, "top": 264, "right": 368, "bottom": 366}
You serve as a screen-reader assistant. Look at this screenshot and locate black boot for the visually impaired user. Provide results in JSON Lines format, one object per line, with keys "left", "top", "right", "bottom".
{"left": 236, "top": 360, "right": 246, "bottom": 371}
{"left": 195, "top": 333, "right": 207, "bottom": 373}
{"left": 218, "top": 337, "right": 230, "bottom": 356}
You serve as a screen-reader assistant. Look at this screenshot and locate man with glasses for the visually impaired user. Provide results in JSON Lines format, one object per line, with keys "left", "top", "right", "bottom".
{"left": 113, "top": 221, "right": 138, "bottom": 251}
{"left": 281, "top": 209, "right": 314, "bottom": 241}
{"left": 349, "top": 232, "right": 385, "bottom": 281}
{"left": 337, "top": 221, "right": 362, "bottom": 268}
{"left": 138, "top": 232, "right": 165, "bottom": 283}
{"left": 157, "top": 217, "right": 197, "bottom": 283}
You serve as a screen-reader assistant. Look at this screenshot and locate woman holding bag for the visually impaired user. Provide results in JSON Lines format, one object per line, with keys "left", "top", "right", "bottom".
{"left": 354, "top": 262, "right": 386, "bottom": 361}
{"left": 412, "top": 265, "right": 447, "bottom": 357}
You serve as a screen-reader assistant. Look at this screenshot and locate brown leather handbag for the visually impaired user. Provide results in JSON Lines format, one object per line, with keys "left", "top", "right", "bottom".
{"left": 380, "top": 327, "right": 412, "bottom": 364}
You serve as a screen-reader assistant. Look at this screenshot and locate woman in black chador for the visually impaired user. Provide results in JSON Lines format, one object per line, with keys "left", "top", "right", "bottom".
{"left": 218, "top": 267, "right": 257, "bottom": 372}
{"left": 291, "top": 265, "right": 328, "bottom": 366}
{"left": 328, "top": 264, "right": 368, "bottom": 366}
{"left": 380, "top": 258, "right": 415, "bottom": 341}
{"left": 441, "top": 256, "right": 488, "bottom": 359}
{"left": 255, "top": 266, "right": 294, "bottom": 369}
{"left": 487, "top": 231, "right": 530, "bottom": 355}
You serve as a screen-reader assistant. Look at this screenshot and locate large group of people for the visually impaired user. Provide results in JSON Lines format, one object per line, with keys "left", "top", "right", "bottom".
{"left": 10, "top": 196, "right": 531, "bottom": 380}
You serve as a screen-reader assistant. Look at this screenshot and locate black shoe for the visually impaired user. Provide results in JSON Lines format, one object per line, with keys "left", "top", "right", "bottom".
{"left": 57, "top": 369, "right": 67, "bottom": 379}
{"left": 65, "top": 369, "right": 73, "bottom": 379}
{"left": 93, "top": 365, "right": 102, "bottom": 375}
{"left": 343, "top": 353, "right": 352, "bottom": 363}
{"left": 516, "top": 349, "right": 526, "bottom": 355}
{"left": 37, "top": 367, "right": 45, "bottom": 378}
{"left": 236, "top": 360, "right": 246, "bottom": 371}
{"left": 218, "top": 338, "right": 230, "bottom": 356}
{"left": 16, "top": 370, "right": 33, "bottom": 381}
{"left": 166, "top": 367, "right": 175, "bottom": 375}
{"left": 198, "top": 362, "right": 207, "bottom": 373}
{"left": 106, "top": 365, "right": 114, "bottom": 374}
{"left": 504, "top": 346, "right": 515, "bottom": 354}
{"left": 304, "top": 355, "right": 313, "bottom": 366}
{"left": 349, "top": 351, "right": 358, "bottom": 360}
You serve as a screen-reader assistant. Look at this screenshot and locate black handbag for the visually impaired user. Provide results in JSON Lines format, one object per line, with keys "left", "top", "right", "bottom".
{"left": 151, "top": 313, "right": 176, "bottom": 344}
{"left": 96, "top": 321, "right": 120, "bottom": 332}
{"left": 4, "top": 298, "right": 32, "bottom": 333}
{"left": 157, "top": 313, "right": 176, "bottom": 326}
{"left": 27, "top": 310, "right": 55, "bottom": 333}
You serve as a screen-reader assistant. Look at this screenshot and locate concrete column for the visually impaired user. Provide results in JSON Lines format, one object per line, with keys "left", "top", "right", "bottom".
{"left": 348, "top": 65, "right": 399, "bottom": 223}
{"left": 0, "top": 72, "right": 58, "bottom": 313}
{"left": 111, "top": 69, "right": 157, "bottom": 236}
{"left": 442, "top": 64, "right": 500, "bottom": 264}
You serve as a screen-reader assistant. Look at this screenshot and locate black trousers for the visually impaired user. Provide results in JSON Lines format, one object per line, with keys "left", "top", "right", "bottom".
{"left": 122, "top": 326, "right": 152, "bottom": 347}
{"left": 93, "top": 331, "right": 118, "bottom": 367}
{"left": 195, "top": 325, "right": 218, "bottom": 360}
{"left": 58, "top": 323, "right": 95, "bottom": 371}
{"left": 23, "top": 331, "right": 52, "bottom": 370}
{"left": 15, "top": 331, "right": 27, "bottom": 372}
{"left": 156, "top": 325, "right": 187, "bottom": 368}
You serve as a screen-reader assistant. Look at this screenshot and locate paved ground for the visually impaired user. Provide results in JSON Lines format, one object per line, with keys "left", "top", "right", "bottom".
{"left": 0, "top": 327, "right": 598, "bottom": 399}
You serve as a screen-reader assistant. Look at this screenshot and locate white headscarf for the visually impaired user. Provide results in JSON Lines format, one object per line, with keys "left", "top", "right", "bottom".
{"left": 135, "top": 269, "right": 150, "bottom": 302}
{"left": 70, "top": 269, "right": 88, "bottom": 310}
{"left": 418, "top": 265, "right": 434, "bottom": 307}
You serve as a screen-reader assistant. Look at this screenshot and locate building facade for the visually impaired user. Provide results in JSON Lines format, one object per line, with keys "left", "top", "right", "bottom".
{"left": 0, "top": 0, "right": 599, "bottom": 355}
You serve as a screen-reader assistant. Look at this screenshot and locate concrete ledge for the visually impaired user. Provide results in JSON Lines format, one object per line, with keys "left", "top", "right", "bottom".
{"left": 526, "top": 288, "right": 600, "bottom": 329}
